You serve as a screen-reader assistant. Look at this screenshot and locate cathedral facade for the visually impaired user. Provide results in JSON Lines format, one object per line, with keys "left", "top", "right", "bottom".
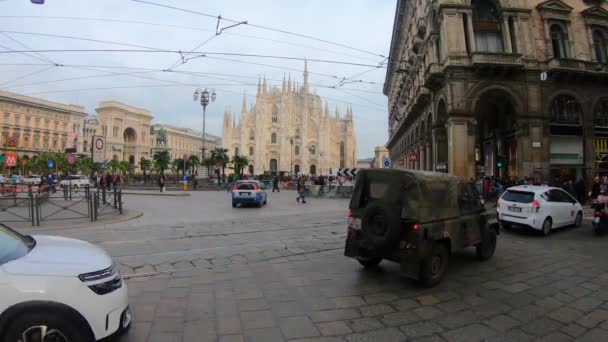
{"left": 222, "top": 63, "right": 357, "bottom": 176}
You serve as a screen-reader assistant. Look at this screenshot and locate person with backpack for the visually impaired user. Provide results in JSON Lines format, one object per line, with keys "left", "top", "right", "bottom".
{"left": 296, "top": 175, "right": 307, "bottom": 204}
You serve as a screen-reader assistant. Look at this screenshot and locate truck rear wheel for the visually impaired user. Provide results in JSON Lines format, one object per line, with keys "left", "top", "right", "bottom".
{"left": 357, "top": 257, "right": 382, "bottom": 268}
{"left": 419, "top": 243, "right": 449, "bottom": 287}
{"left": 476, "top": 228, "right": 497, "bottom": 261}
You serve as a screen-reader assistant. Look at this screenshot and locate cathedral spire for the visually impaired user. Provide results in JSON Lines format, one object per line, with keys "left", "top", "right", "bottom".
{"left": 232, "top": 111, "right": 236, "bottom": 128}
{"left": 287, "top": 73, "right": 291, "bottom": 93}
{"left": 262, "top": 75, "right": 268, "bottom": 96}
{"left": 282, "top": 73, "right": 286, "bottom": 94}
{"left": 335, "top": 106, "right": 339, "bottom": 120}
{"left": 257, "top": 75, "right": 261, "bottom": 97}
{"left": 241, "top": 92, "right": 247, "bottom": 113}
{"left": 303, "top": 59, "right": 309, "bottom": 95}
{"left": 324, "top": 101, "right": 329, "bottom": 117}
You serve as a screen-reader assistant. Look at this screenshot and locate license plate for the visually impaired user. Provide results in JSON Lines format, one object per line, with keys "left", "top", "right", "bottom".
{"left": 508, "top": 206, "right": 522, "bottom": 213}
{"left": 594, "top": 217, "right": 600, "bottom": 224}
{"left": 239, "top": 192, "right": 250, "bottom": 196}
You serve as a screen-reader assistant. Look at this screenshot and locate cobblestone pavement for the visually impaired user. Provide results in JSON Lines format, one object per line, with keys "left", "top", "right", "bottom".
{"left": 20, "top": 191, "right": 608, "bottom": 342}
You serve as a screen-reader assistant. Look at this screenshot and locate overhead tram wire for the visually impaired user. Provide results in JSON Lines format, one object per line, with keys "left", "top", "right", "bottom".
{"left": 5, "top": 69, "right": 166, "bottom": 89}
{"left": 26, "top": 83, "right": 242, "bottom": 95}
{"left": 0, "top": 32, "right": 57, "bottom": 65}
{"left": 130, "top": 0, "right": 385, "bottom": 59}
{"left": 0, "top": 65, "right": 56, "bottom": 87}
{"left": 0, "top": 15, "right": 382, "bottom": 64}
{"left": 0, "top": 44, "right": 54, "bottom": 65}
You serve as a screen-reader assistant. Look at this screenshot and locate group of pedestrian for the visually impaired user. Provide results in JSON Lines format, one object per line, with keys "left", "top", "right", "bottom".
{"left": 94, "top": 172, "right": 121, "bottom": 190}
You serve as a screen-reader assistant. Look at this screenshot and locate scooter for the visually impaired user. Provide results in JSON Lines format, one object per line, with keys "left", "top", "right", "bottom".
{"left": 592, "top": 201, "right": 608, "bottom": 235}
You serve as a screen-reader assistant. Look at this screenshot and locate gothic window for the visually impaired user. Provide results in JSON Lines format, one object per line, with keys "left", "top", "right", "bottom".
{"left": 550, "top": 23, "right": 570, "bottom": 59}
{"left": 270, "top": 159, "right": 278, "bottom": 171}
{"left": 595, "top": 99, "right": 608, "bottom": 127}
{"left": 272, "top": 106, "right": 278, "bottom": 123}
{"left": 235, "top": 147, "right": 239, "bottom": 156}
{"left": 249, "top": 146, "right": 254, "bottom": 156}
{"left": 550, "top": 95, "right": 581, "bottom": 125}
{"left": 472, "top": 0, "right": 504, "bottom": 53}
{"left": 271, "top": 132, "right": 277, "bottom": 144}
{"left": 594, "top": 29, "right": 608, "bottom": 64}
{"left": 295, "top": 145, "right": 300, "bottom": 155}
{"left": 295, "top": 128, "right": 301, "bottom": 139}
{"left": 249, "top": 129, "right": 254, "bottom": 141}
{"left": 340, "top": 142, "right": 345, "bottom": 168}
{"left": 310, "top": 145, "right": 316, "bottom": 155}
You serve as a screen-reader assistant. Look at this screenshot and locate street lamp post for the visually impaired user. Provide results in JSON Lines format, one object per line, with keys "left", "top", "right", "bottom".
{"left": 193, "top": 88, "right": 216, "bottom": 177}
{"left": 287, "top": 137, "right": 294, "bottom": 174}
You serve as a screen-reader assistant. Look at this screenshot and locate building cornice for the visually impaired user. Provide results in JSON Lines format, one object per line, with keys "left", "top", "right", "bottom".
{"left": 0, "top": 90, "right": 86, "bottom": 116}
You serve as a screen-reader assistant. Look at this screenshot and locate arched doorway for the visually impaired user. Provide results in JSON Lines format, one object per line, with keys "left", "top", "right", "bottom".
{"left": 129, "top": 155, "right": 135, "bottom": 166}
{"left": 270, "top": 159, "right": 278, "bottom": 172}
{"left": 123, "top": 128, "right": 137, "bottom": 143}
{"left": 294, "top": 164, "right": 300, "bottom": 175}
{"left": 123, "top": 128, "right": 137, "bottom": 163}
{"left": 248, "top": 165, "right": 254, "bottom": 175}
{"left": 310, "top": 164, "right": 316, "bottom": 175}
{"left": 474, "top": 90, "right": 517, "bottom": 178}
{"left": 435, "top": 100, "right": 448, "bottom": 173}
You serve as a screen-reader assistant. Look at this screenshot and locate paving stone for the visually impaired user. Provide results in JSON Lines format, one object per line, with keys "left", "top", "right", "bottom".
{"left": 434, "top": 291, "right": 459, "bottom": 302}
{"left": 485, "top": 315, "right": 520, "bottom": 332}
{"left": 570, "top": 297, "right": 602, "bottom": 313}
{"left": 289, "top": 338, "right": 345, "bottom": 342}
{"left": 549, "top": 306, "right": 584, "bottom": 323}
{"left": 520, "top": 317, "right": 562, "bottom": 336}
{"left": 272, "top": 301, "right": 309, "bottom": 318}
{"left": 417, "top": 295, "right": 440, "bottom": 306}
{"left": 279, "top": 316, "right": 320, "bottom": 339}
{"left": 333, "top": 296, "right": 366, "bottom": 308}
{"left": 535, "top": 331, "right": 575, "bottom": 342}
{"left": 506, "top": 292, "right": 536, "bottom": 307}
{"left": 411, "top": 335, "right": 446, "bottom": 342}
{"left": 560, "top": 323, "right": 587, "bottom": 338}
{"left": 317, "top": 321, "right": 352, "bottom": 336}
{"left": 239, "top": 298, "right": 269, "bottom": 311}
{"left": 345, "top": 327, "right": 406, "bottom": 342}
{"left": 435, "top": 301, "right": 468, "bottom": 313}
{"left": 578, "top": 309, "right": 608, "bottom": 328}
{"left": 359, "top": 304, "right": 395, "bottom": 317}
{"left": 392, "top": 298, "right": 419, "bottom": 311}
{"left": 381, "top": 311, "right": 421, "bottom": 326}
{"left": 535, "top": 297, "right": 564, "bottom": 310}
{"left": 243, "top": 327, "right": 285, "bottom": 342}
{"left": 311, "top": 309, "right": 360, "bottom": 323}
{"left": 508, "top": 305, "right": 548, "bottom": 323}
{"left": 578, "top": 328, "right": 608, "bottom": 342}
{"left": 502, "top": 282, "right": 531, "bottom": 293}
{"left": 363, "top": 292, "right": 399, "bottom": 305}
{"left": 399, "top": 321, "right": 443, "bottom": 338}
{"left": 218, "top": 335, "right": 244, "bottom": 342}
{"left": 413, "top": 306, "right": 443, "bottom": 320}
{"left": 437, "top": 310, "right": 479, "bottom": 329}
{"left": 481, "top": 328, "right": 534, "bottom": 342}
{"left": 241, "top": 310, "right": 276, "bottom": 329}
{"left": 347, "top": 318, "right": 384, "bottom": 332}
{"left": 441, "top": 323, "right": 497, "bottom": 342}
{"left": 218, "top": 316, "right": 242, "bottom": 335}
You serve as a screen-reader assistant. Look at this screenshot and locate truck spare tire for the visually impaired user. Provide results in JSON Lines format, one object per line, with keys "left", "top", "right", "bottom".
{"left": 361, "top": 201, "right": 401, "bottom": 251}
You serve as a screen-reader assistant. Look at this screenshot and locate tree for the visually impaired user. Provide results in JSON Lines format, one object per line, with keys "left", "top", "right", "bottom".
{"left": 232, "top": 155, "right": 249, "bottom": 176}
{"left": 153, "top": 150, "right": 171, "bottom": 175}
{"left": 139, "top": 157, "right": 152, "bottom": 182}
{"left": 75, "top": 155, "right": 97, "bottom": 175}
{"left": 173, "top": 158, "right": 190, "bottom": 175}
{"left": 187, "top": 155, "right": 200, "bottom": 176}
{"left": 119, "top": 161, "right": 134, "bottom": 178}
{"left": 107, "top": 159, "right": 121, "bottom": 174}
{"left": 210, "top": 147, "right": 229, "bottom": 177}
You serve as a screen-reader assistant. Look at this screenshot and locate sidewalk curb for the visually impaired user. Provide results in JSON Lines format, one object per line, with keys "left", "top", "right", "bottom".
{"left": 121, "top": 191, "right": 191, "bottom": 197}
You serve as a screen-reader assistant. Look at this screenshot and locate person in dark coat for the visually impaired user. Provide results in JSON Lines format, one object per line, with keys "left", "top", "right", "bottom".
{"left": 575, "top": 178, "right": 586, "bottom": 204}
{"left": 592, "top": 177, "right": 601, "bottom": 200}
{"left": 158, "top": 174, "right": 165, "bottom": 193}
{"left": 272, "top": 175, "right": 280, "bottom": 192}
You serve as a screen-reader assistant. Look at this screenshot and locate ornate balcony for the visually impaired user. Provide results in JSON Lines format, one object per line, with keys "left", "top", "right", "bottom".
{"left": 416, "top": 18, "right": 426, "bottom": 38}
{"left": 424, "top": 63, "right": 444, "bottom": 90}
{"left": 471, "top": 52, "right": 523, "bottom": 68}
{"left": 545, "top": 58, "right": 608, "bottom": 80}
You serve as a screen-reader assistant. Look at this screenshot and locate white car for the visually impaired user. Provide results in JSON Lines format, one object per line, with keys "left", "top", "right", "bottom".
{"left": 21, "top": 175, "right": 41, "bottom": 185}
{"left": 497, "top": 185, "right": 583, "bottom": 235}
{"left": 231, "top": 180, "right": 268, "bottom": 208}
{"left": 60, "top": 175, "right": 91, "bottom": 189}
{"left": 0, "top": 224, "right": 131, "bottom": 341}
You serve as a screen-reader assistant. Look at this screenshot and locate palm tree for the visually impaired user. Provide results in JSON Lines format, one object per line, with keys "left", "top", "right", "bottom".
{"left": 187, "top": 155, "right": 200, "bottom": 176}
{"left": 232, "top": 155, "right": 249, "bottom": 176}
{"left": 173, "top": 158, "right": 190, "bottom": 175}
{"left": 119, "top": 161, "right": 134, "bottom": 179}
{"left": 107, "top": 159, "right": 121, "bottom": 174}
{"left": 153, "top": 150, "right": 171, "bottom": 175}
{"left": 210, "top": 147, "right": 229, "bottom": 177}
{"left": 139, "top": 157, "right": 152, "bottom": 182}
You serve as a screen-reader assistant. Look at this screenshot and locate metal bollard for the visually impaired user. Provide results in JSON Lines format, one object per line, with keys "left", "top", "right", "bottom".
{"left": 113, "top": 187, "right": 117, "bottom": 209}
{"left": 102, "top": 186, "right": 106, "bottom": 205}
{"left": 29, "top": 193, "right": 35, "bottom": 226}
{"left": 118, "top": 190, "right": 122, "bottom": 214}
{"left": 94, "top": 193, "right": 99, "bottom": 221}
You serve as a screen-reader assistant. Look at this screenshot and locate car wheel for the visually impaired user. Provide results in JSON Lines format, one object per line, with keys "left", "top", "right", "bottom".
{"left": 357, "top": 257, "right": 382, "bottom": 268}
{"left": 501, "top": 221, "right": 512, "bottom": 230}
{"left": 419, "top": 242, "right": 449, "bottom": 288}
{"left": 476, "top": 228, "right": 497, "bottom": 261}
{"left": 4, "top": 311, "right": 94, "bottom": 342}
{"left": 541, "top": 217, "right": 552, "bottom": 236}
{"left": 232, "top": 203, "right": 237, "bottom": 208}
{"left": 574, "top": 211, "right": 582, "bottom": 228}
{"left": 72, "top": 184, "right": 79, "bottom": 189}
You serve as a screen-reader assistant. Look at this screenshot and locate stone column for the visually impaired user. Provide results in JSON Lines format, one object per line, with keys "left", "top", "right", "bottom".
{"left": 419, "top": 144, "right": 426, "bottom": 171}
{"left": 426, "top": 143, "right": 432, "bottom": 171}
{"left": 466, "top": 13, "right": 476, "bottom": 53}
{"left": 512, "top": 17, "right": 521, "bottom": 54}
{"left": 502, "top": 18, "right": 513, "bottom": 53}
{"left": 447, "top": 117, "right": 476, "bottom": 178}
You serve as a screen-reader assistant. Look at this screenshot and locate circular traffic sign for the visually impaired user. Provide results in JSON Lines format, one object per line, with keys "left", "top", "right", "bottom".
{"left": 95, "top": 137, "right": 104, "bottom": 150}
{"left": 540, "top": 72, "right": 548, "bottom": 82}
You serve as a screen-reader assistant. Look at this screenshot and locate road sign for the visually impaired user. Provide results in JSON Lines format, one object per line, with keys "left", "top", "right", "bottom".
{"left": 382, "top": 157, "right": 392, "bottom": 168}
{"left": 47, "top": 160, "right": 54, "bottom": 169}
{"left": 67, "top": 153, "right": 76, "bottom": 165}
{"left": 5, "top": 153, "right": 17, "bottom": 167}
{"left": 93, "top": 136, "right": 105, "bottom": 163}
{"left": 337, "top": 168, "right": 359, "bottom": 177}
{"left": 100, "top": 162, "right": 107, "bottom": 169}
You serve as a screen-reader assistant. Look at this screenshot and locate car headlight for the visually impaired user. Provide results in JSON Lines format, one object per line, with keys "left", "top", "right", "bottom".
{"left": 88, "top": 274, "right": 122, "bottom": 295}
{"left": 78, "top": 264, "right": 116, "bottom": 282}
{"left": 78, "top": 264, "right": 123, "bottom": 295}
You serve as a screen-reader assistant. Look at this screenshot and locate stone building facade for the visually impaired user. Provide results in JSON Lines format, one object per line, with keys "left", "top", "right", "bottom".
{"left": 149, "top": 124, "right": 220, "bottom": 162}
{"left": 0, "top": 90, "right": 86, "bottom": 158}
{"left": 222, "top": 63, "right": 357, "bottom": 176}
{"left": 385, "top": 0, "right": 608, "bottom": 182}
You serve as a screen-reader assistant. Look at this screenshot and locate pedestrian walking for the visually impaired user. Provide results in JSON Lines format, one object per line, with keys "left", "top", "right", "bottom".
{"left": 591, "top": 177, "right": 601, "bottom": 199}
{"left": 272, "top": 175, "right": 280, "bottom": 192}
{"left": 111, "top": 173, "right": 120, "bottom": 190}
{"left": 575, "top": 178, "right": 586, "bottom": 204}
{"left": 158, "top": 175, "right": 165, "bottom": 193}
{"left": 296, "top": 175, "right": 307, "bottom": 203}
{"left": 193, "top": 177, "right": 198, "bottom": 191}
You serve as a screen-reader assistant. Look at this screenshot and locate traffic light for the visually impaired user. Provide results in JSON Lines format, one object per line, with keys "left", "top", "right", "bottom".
{"left": 497, "top": 161, "right": 503, "bottom": 168}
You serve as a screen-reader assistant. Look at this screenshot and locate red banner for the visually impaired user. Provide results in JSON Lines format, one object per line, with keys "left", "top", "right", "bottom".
{"left": 5, "top": 153, "right": 17, "bottom": 167}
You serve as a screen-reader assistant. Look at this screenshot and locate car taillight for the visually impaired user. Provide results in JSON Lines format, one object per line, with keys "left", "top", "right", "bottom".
{"left": 233, "top": 183, "right": 238, "bottom": 190}
{"left": 348, "top": 210, "right": 353, "bottom": 218}
{"left": 532, "top": 200, "right": 540, "bottom": 213}
{"left": 412, "top": 224, "right": 419, "bottom": 231}
{"left": 253, "top": 183, "right": 259, "bottom": 190}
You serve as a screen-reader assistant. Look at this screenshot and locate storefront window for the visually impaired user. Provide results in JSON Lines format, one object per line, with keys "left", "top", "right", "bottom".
{"left": 595, "top": 99, "right": 608, "bottom": 127}
{"left": 550, "top": 95, "right": 581, "bottom": 125}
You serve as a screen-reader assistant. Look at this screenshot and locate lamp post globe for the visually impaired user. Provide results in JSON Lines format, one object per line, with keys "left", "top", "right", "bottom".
{"left": 193, "top": 88, "right": 216, "bottom": 178}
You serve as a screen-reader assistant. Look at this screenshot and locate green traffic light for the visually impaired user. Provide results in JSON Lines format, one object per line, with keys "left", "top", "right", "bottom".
{"left": 497, "top": 162, "right": 503, "bottom": 168}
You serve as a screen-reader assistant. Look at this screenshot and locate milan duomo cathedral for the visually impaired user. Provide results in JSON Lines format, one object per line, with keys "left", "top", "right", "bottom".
{"left": 222, "top": 62, "right": 357, "bottom": 176}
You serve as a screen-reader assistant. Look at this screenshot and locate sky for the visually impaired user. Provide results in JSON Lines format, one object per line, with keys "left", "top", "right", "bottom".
{"left": 0, "top": 0, "right": 395, "bottom": 158}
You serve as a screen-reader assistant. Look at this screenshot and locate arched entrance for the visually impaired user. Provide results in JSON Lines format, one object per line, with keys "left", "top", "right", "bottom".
{"left": 474, "top": 90, "right": 517, "bottom": 178}
{"left": 123, "top": 127, "right": 137, "bottom": 163}
{"left": 434, "top": 100, "right": 448, "bottom": 173}
{"left": 248, "top": 165, "right": 254, "bottom": 175}
{"left": 294, "top": 164, "right": 300, "bottom": 175}
{"left": 269, "top": 159, "right": 278, "bottom": 172}
{"left": 310, "top": 164, "right": 316, "bottom": 175}
{"left": 123, "top": 128, "right": 137, "bottom": 143}
{"left": 129, "top": 155, "right": 135, "bottom": 166}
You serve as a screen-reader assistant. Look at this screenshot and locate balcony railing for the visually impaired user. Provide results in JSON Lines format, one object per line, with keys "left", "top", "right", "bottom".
{"left": 424, "top": 63, "right": 444, "bottom": 88}
{"left": 471, "top": 52, "right": 523, "bottom": 68}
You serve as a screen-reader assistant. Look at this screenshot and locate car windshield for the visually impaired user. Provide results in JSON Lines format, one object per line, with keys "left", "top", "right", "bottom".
{"left": 0, "top": 225, "right": 33, "bottom": 265}
{"left": 236, "top": 182, "right": 256, "bottom": 190}
{"left": 502, "top": 190, "right": 535, "bottom": 203}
